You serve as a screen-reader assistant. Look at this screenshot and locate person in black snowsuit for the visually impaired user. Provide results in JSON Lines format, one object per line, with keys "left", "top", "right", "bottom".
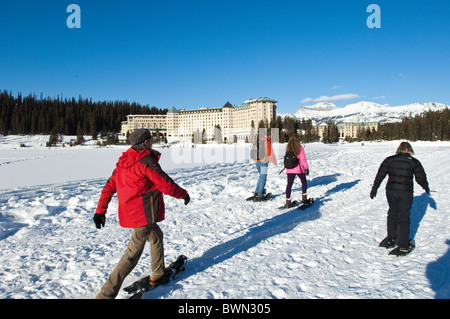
{"left": 370, "top": 142, "right": 430, "bottom": 256}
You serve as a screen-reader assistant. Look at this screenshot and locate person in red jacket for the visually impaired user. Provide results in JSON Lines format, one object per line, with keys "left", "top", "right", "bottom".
{"left": 94, "top": 129, "right": 190, "bottom": 299}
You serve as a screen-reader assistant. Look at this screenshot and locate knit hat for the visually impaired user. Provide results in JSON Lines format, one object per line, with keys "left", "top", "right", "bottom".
{"left": 129, "top": 129, "right": 151, "bottom": 145}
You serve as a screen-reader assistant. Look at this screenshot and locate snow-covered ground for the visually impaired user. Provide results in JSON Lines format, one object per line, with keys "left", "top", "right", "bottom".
{"left": 0, "top": 135, "right": 448, "bottom": 299}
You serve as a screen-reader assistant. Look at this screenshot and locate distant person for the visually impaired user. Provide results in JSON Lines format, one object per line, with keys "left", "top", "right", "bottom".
{"left": 250, "top": 129, "right": 277, "bottom": 201}
{"left": 370, "top": 142, "right": 429, "bottom": 256}
{"left": 284, "top": 134, "right": 310, "bottom": 208}
{"left": 93, "top": 129, "right": 190, "bottom": 299}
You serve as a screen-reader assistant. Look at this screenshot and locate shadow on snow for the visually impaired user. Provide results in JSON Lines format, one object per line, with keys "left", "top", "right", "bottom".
{"left": 426, "top": 239, "right": 450, "bottom": 299}
{"left": 410, "top": 192, "right": 437, "bottom": 240}
{"left": 410, "top": 193, "right": 450, "bottom": 299}
{"left": 150, "top": 174, "right": 363, "bottom": 298}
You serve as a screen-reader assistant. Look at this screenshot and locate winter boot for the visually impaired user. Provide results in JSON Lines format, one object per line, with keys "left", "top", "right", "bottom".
{"left": 285, "top": 198, "right": 292, "bottom": 208}
{"left": 149, "top": 269, "right": 172, "bottom": 286}
{"left": 302, "top": 193, "right": 308, "bottom": 203}
{"left": 252, "top": 188, "right": 266, "bottom": 198}
{"left": 379, "top": 237, "right": 396, "bottom": 249}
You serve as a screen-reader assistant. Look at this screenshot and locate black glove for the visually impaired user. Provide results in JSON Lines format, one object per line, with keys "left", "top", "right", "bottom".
{"left": 93, "top": 213, "right": 105, "bottom": 229}
{"left": 184, "top": 193, "right": 190, "bottom": 205}
{"left": 424, "top": 186, "right": 430, "bottom": 194}
{"left": 370, "top": 187, "right": 377, "bottom": 199}
{"left": 305, "top": 169, "right": 309, "bottom": 176}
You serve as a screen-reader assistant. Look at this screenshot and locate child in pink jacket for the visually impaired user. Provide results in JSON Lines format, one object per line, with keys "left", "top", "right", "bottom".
{"left": 285, "top": 134, "right": 309, "bottom": 207}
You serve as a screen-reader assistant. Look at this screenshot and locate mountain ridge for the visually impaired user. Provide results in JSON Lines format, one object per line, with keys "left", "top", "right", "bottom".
{"left": 282, "top": 101, "right": 449, "bottom": 124}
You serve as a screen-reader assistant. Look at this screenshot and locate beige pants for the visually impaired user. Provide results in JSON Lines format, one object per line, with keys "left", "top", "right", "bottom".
{"left": 96, "top": 224, "right": 165, "bottom": 299}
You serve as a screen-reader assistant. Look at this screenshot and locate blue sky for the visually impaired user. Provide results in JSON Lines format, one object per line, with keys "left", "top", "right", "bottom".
{"left": 0, "top": 0, "right": 449, "bottom": 114}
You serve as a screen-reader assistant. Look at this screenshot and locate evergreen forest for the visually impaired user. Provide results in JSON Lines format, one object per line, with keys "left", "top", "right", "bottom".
{"left": 0, "top": 90, "right": 167, "bottom": 137}
{"left": 1, "top": 90, "right": 449, "bottom": 144}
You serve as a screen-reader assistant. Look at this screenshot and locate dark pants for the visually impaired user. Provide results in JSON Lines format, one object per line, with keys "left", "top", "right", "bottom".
{"left": 286, "top": 173, "right": 307, "bottom": 199}
{"left": 386, "top": 190, "right": 413, "bottom": 248}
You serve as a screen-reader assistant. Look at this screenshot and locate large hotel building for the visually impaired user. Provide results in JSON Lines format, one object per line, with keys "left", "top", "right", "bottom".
{"left": 121, "top": 97, "right": 278, "bottom": 143}
{"left": 121, "top": 96, "right": 379, "bottom": 142}
{"left": 317, "top": 121, "right": 379, "bottom": 140}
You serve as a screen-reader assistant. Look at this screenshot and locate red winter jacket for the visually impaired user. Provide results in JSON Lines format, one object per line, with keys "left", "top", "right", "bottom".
{"left": 96, "top": 147, "right": 187, "bottom": 228}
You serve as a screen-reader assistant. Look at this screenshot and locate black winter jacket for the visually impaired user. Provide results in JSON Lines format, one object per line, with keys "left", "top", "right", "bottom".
{"left": 372, "top": 152, "right": 429, "bottom": 193}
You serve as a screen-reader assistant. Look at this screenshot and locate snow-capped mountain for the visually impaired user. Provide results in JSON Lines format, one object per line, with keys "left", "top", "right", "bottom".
{"left": 283, "top": 101, "right": 449, "bottom": 124}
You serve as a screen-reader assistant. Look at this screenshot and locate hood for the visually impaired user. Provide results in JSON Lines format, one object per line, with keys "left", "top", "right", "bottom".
{"left": 117, "top": 147, "right": 151, "bottom": 169}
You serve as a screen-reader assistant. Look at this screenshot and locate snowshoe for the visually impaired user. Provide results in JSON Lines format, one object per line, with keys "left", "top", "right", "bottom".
{"left": 389, "top": 240, "right": 415, "bottom": 257}
{"left": 246, "top": 192, "right": 258, "bottom": 201}
{"left": 253, "top": 193, "right": 272, "bottom": 202}
{"left": 247, "top": 189, "right": 268, "bottom": 201}
{"left": 297, "top": 198, "right": 314, "bottom": 210}
{"left": 278, "top": 200, "right": 299, "bottom": 209}
{"left": 123, "top": 255, "right": 187, "bottom": 298}
{"left": 379, "top": 237, "right": 397, "bottom": 249}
